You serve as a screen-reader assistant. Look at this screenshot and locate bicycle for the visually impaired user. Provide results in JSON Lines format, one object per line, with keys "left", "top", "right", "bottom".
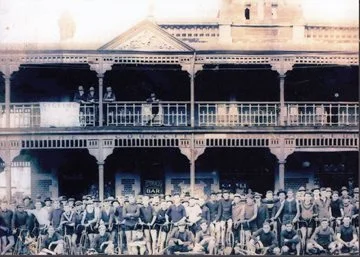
{"left": 115, "top": 222, "right": 124, "bottom": 254}
{"left": 217, "top": 220, "right": 234, "bottom": 255}
{"left": 12, "top": 228, "right": 32, "bottom": 255}
{"left": 153, "top": 222, "right": 170, "bottom": 254}
{"left": 77, "top": 224, "right": 90, "bottom": 255}
{"left": 62, "top": 226, "right": 75, "bottom": 255}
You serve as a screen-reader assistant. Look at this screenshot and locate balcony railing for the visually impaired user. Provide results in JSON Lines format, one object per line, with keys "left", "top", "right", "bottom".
{"left": 285, "top": 102, "right": 358, "bottom": 126}
{"left": 0, "top": 102, "right": 358, "bottom": 129}
{"left": 106, "top": 102, "right": 188, "bottom": 127}
{"left": 198, "top": 102, "right": 279, "bottom": 127}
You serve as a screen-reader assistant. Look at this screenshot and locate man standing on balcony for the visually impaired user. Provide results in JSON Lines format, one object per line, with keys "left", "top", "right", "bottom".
{"left": 103, "top": 86, "right": 116, "bottom": 124}
{"left": 146, "top": 93, "right": 160, "bottom": 125}
{"left": 87, "top": 87, "right": 98, "bottom": 103}
{"left": 73, "top": 85, "right": 87, "bottom": 104}
{"left": 103, "top": 86, "right": 116, "bottom": 102}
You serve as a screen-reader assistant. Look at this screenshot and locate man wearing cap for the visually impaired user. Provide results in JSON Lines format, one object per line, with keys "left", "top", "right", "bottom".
{"left": 167, "top": 220, "right": 195, "bottom": 254}
{"left": 248, "top": 222, "right": 279, "bottom": 255}
{"left": 240, "top": 194, "right": 258, "bottom": 244}
{"left": 98, "top": 198, "right": 115, "bottom": 243}
{"left": 219, "top": 190, "right": 233, "bottom": 248}
{"left": 38, "top": 225, "right": 64, "bottom": 255}
{"left": 297, "top": 187, "right": 306, "bottom": 203}
{"left": 123, "top": 194, "right": 140, "bottom": 252}
{"left": 152, "top": 201, "right": 170, "bottom": 254}
{"left": 103, "top": 86, "right": 116, "bottom": 102}
{"left": 11, "top": 203, "right": 29, "bottom": 236}
{"left": 50, "top": 199, "right": 64, "bottom": 232}
{"left": 0, "top": 201, "right": 15, "bottom": 255}
{"left": 74, "top": 85, "right": 87, "bottom": 104}
{"left": 139, "top": 195, "right": 156, "bottom": 254}
{"left": 68, "top": 198, "right": 75, "bottom": 209}
{"left": 93, "top": 199, "right": 102, "bottom": 224}
{"left": 198, "top": 198, "right": 210, "bottom": 226}
{"left": 341, "top": 187, "right": 351, "bottom": 200}
{"left": 73, "top": 201, "right": 84, "bottom": 245}
{"left": 91, "top": 224, "right": 114, "bottom": 254}
{"left": 277, "top": 189, "right": 300, "bottom": 231}
{"left": 273, "top": 189, "right": 286, "bottom": 221}
{"left": 87, "top": 86, "right": 98, "bottom": 103}
{"left": 194, "top": 219, "right": 215, "bottom": 254}
{"left": 280, "top": 221, "right": 300, "bottom": 255}
{"left": 23, "top": 196, "right": 35, "bottom": 210}
{"left": 186, "top": 197, "right": 203, "bottom": 236}
{"left": 59, "top": 204, "right": 76, "bottom": 246}
{"left": 326, "top": 188, "right": 333, "bottom": 200}
{"left": 335, "top": 216, "right": 359, "bottom": 254}
{"left": 205, "top": 192, "right": 221, "bottom": 237}
{"left": 81, "top": 201, "right": 98, "bottom": 244}
{"left": 232, "top": 193, "right": 244, "bottom": 244}
{"left": 166, "top": 194, "right": 187, "bottom": 230}
{"left": 312, "top": 186, "right": 321, "bottom": 202}
{"left": 299, "top": 191, "right": 317, "bottom": 249}
{"left": 255, "top": 193, "right": 268, "bottom": 230}
{"left": 307, "top": 218, "right": 337, "bottom": 254}
{"left": 342, "top": 197, "right": 355, "bottom": 218}
{"left": 330, "top": 191, "right": 344, "bottom": 230}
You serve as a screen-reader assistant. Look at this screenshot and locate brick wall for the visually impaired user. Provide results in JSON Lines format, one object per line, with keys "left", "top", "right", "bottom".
{"left": 31, "top": 166, "right": 58, "bottom": 199}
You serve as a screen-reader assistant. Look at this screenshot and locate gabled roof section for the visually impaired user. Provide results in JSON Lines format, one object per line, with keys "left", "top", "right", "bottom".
{"left": 99, "top": 19, "right": 194, "bottom": 52}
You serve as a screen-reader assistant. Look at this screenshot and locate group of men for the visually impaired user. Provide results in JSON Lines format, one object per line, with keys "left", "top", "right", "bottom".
{"left": 0, "top": 184, "right": 358, "bottom": 255}
{"left": 73, "top": 85, "right": 116, "bottom": 104}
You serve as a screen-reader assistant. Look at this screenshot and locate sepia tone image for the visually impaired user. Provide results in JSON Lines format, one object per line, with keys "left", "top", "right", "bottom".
{"left": 0, "top": 0, "right": 359, "bottom": 255}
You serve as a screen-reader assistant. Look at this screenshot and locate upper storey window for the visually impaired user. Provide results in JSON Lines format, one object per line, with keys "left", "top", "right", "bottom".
{"left": 271, "top": 5, "right": 278, "bottom": 19}
{"left": 245, "top": 8, "right": 250, "bottom": 20}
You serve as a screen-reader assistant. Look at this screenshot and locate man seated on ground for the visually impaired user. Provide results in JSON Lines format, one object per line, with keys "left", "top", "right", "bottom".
{"left": 38, "top": 226, "right": 64, "bottom": 255}
{"left": 248, "top": 222, "right": 280, "bottom": 255}
{"left": 194, "top": 219, "right": 215, "bottom": 254}
{"left": 335, "top": 216, "right": 358, "bottom": 254}
{"left": 90, "top": 224, "right": 114, "bottom": 255}
{"left": 127, "top": 228, "right": 147, "bottom": 255}
{"left": 280, "top": 221, "right": 301, "bottom": 255}
{"left": 307, "top": 218, "right": 337, "bottom": 254}
{"left": 167, "top": 220, "right": 195, "bottom": 254}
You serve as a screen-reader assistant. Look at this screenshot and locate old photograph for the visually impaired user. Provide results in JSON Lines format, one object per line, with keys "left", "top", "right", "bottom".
{"left": 0, "top": 0, "right": 359, "bottom": 255}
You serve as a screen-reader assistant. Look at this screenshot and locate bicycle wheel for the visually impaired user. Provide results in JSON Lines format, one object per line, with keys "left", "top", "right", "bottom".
{"left": 12, "top": 239, "right": 22, "bottom": 255}
{"left": 79, "top": 233, "right": 89, "bottom": 254}
{"left": 64, "top": 235, "right": 72, "bottom": 255}
{"left": 36, "top": 235, "right": 43, "bottom": 254}
{"left": 117, "top": 231, "right": 123, "bottom": 254}
{"left": 226, "top": 231, "right": 235, "bottom": 248}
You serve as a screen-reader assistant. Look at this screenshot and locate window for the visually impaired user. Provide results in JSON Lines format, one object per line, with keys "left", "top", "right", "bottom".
{"left": 271, "top": 7, "right": 277, "bottom": 19}
{"left": 245, "top": 8, "right": 250, "bottom": 20}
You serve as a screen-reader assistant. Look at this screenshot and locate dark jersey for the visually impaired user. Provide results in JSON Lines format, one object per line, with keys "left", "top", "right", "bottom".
{"left": 337, "top": 225, "right": 355, "bottom": 243}
{"left": 219, "top": 199, "right": 232, "bottom": 221}
{"left": 205, "top": 200, "right": 220, "bottom": 222}
{"left": 0, "top": 209, "right": 13, "bottom": 228}
{"left": 330, "top": 199, "right": 343, "bottom": 218}
{"left": 166, "top": 204, "right": 186, "bottom": 223}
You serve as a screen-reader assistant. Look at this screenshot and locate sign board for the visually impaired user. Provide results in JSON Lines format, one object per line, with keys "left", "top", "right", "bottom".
{"left": 143, "top": 180, "right": 164, "bottom": 195}
{"left": 40, "top": 102, "right": 80, "bottom": 127}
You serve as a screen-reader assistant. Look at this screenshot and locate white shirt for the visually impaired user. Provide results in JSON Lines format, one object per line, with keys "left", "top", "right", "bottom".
{"left": 27, "top": 208, "right": 50, "bottom": 226}
{"left": 186, "top": 204, "right": 202, "bottom": 223}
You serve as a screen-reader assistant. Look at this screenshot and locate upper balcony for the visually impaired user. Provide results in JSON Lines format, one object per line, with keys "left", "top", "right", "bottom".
{"left": 0, "top": 101, "right": 358, "bottom": 131}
